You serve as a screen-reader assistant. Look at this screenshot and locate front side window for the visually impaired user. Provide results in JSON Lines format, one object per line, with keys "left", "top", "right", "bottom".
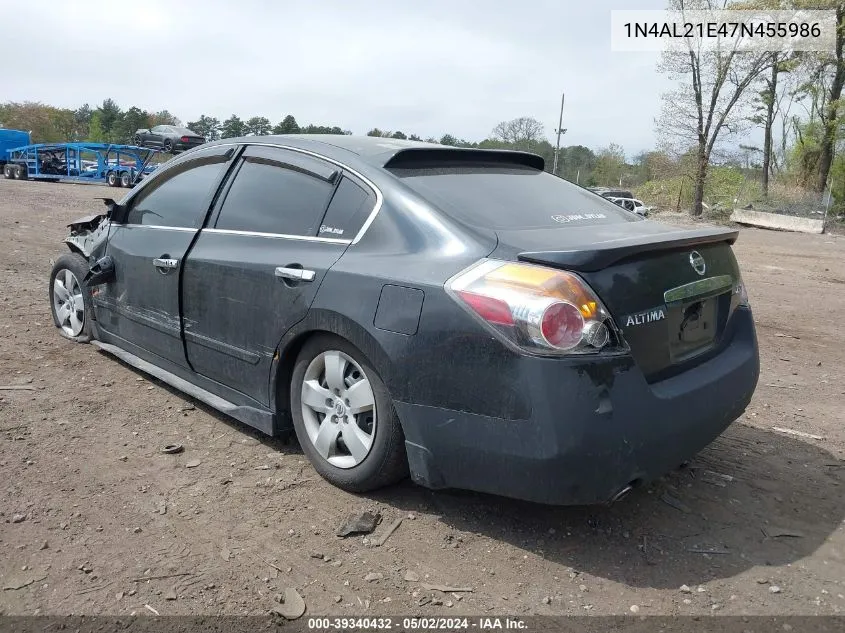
{"left": 215, "top": 157, "right": 335, "bottom": 236}
{"left": 126, "top": 158, "right": 228, "bottom": 227}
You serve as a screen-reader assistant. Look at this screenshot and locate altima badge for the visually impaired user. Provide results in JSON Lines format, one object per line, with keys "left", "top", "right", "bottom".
{"left": 624, "top": 308, "right": 666, "bottom": 327}
{"left": 689, "top": 251, "right": 706, "bottom": 276}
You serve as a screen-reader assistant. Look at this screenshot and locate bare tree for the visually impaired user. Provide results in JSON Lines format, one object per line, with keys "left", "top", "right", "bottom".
{"left": 657, "top": 0, "right": 772, "bottom": 215}
{"left": 491, "top": 117, "right": 546, "bottom": 150}
{"left": 813, "top": 3, "right": 845, "bottom": 192}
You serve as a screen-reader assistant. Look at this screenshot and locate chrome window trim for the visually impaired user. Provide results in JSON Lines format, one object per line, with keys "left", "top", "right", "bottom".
{"left": 203, "top": 228, "right": 351, "bottom": 244}
{"left": 122, "top": 224, "right": 196, "bottom": 232}
{"left": 123, "top": 141, "right": 384, "bottom": 245}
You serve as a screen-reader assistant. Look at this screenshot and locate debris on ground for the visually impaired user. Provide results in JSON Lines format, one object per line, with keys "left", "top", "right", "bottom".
{"left": 4, "top": 575, "right": 47, "bottom": 590}
{"left": 370, "top": 517, "right": 403, "bottom": 547}
{"left": 185, "top": 459, "right": 201, "bottom": 468}
{"left": 660, "top": 492, "right": 692, "bottom": 514}
{"left": 336, "top": 511, "right": 381, "bottom": 537}
{"left": 772, "top": 427, "right": 824, "bottom": 441}
{"left": 687, "top": 545, "right": 731, "bottom": 555}
{"left": 165, "top": 586, "right": 177, "bottom": 601}
{"left": 630, "top": 605, "right": 640, "bottom": 613}
{"left": 0, "top": 385, "right": 36, "bottom": 391}
{"left": 11, "top": 513, "right": 26, "bottom": 523}
{"left": 271, "top": 587, "right": 306, "bottom": 619}
{"left": 680, "top": 585, "right": 692, "bottom": 593}
{"left": 404, "top": 571, "right": 420, "bottom": 582}
{"left": 770, "top": 586, "right": 782, "bottom": 594}
{"left": 421, "top": 583, "right": 473, "bottom": 593}
{"left": 762, "top": 526, "right": 805, "bottom": 539}
{"left": 364, "top": 572, "right": 383, "bottom": 582}
{"left": 144, "top": 604, "right": 159, "bottom": 615}
{"left": 161, "top": 444, "right": 184, "bottom": 455}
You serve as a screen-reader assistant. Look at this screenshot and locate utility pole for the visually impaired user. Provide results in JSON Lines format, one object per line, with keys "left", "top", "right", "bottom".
{"left": 552, "top": 92, "right": 566, "bottom": 176}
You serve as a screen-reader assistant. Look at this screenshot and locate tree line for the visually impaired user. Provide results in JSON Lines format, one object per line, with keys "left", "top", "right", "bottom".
{"left": 657, "top": 0, "right": 845, "bottom": 215}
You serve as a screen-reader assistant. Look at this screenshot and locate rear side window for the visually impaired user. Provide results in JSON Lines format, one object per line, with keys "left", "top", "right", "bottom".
{"left": 215, "top": 159, "right": 335, "bottom": 236}
{"left": 389, "top": 165, "right": 638, "bottom": 230}
{"left": 127, "top": 159, "right": 228, "bottom": 227}
{"left": 317, "top": 177, "right": 373, "bottom": 239}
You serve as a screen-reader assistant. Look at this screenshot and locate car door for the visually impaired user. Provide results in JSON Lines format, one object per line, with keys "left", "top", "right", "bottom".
{"left": 181, "top": 145, "right": 376, "bottom": 405}
{"left": 94, "top": 145, "right": 236, "bottom": 366}
{"left": 149, "top": 126, "right": 166, "bottom": 147}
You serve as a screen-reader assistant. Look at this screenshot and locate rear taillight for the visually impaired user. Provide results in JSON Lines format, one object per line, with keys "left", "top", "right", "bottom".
{"left": 447, "top": 259, "right": 623, "bottom": 356}
{"left": 180, "top": 136, "right": 190, "bottom": 142}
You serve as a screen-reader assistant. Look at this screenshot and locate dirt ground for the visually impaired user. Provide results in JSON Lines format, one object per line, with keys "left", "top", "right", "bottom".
{"left": 1, "top": 178, "right": 844, "bottom": 618}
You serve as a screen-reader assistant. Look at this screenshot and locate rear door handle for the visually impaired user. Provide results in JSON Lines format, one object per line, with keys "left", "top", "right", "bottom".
{"left": 275, "top": 267, "right": 315, "bottom": 282}
{"left": 153, "top": 257, "right": 179, "bottom": 270}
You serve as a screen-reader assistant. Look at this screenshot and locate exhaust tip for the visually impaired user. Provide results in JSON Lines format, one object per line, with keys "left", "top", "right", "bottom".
{"left": 610, "top": 485, "right": 633, "bottom": 504}
{"left": 608, "top": 479, "right": 642, "bottom": 505}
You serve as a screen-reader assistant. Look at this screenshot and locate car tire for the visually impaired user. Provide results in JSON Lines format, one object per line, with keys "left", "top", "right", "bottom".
{"left": 120, "top": 172, "right": 132, "bottom": 187}
{"left": 163, "top": 139, "right": 173, "bottom": 153}
{"left": 49, "top": 253, "right": 93, "bottom": 343}
{"left": 290, "top": 334, "right": 408, "bottom": 493}
{"left": 133, "top": 135, "right": 142, "bottom": 145}
{"left": 106, "top": 171, "right": 118, "bottom": 187}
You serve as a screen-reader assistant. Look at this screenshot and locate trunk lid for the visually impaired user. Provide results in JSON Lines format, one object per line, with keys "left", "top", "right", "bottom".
{"left": 493, "top": 221, "right": 743, "bottom": 382}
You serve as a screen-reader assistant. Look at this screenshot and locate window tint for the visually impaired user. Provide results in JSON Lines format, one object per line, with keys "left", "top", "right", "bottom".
{"left": 317, "top": 177, "right": 373, "bottom": 239}
{"left": 389, "top": 165, "right": 638, "bottom": 230}
{"left": 127, "top": 159, "right": 227, "bottom": 227}
{"left": 215, "top": 158, "right": 334, "bottom": 236}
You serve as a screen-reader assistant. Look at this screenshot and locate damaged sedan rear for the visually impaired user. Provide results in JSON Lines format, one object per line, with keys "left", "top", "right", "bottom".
{"left": 48, "top": 135, "right": 759, "bottom": 505}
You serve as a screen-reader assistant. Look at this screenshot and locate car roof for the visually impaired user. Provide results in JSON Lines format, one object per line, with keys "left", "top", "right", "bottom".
{"left": 202, "top": 134, "right": 544, "bottom": 172}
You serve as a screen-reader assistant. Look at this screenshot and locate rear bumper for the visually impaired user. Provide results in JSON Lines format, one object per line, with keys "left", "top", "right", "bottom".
{"left": 174, "top": 140, "right": 205, "bottom": 151}
{"left": 396, "top": 307, "right": 759, "bottom": 505}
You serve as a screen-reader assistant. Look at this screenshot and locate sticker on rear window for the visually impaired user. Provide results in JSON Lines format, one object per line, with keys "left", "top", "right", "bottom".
{"left": 551, "top": 213, "right": 607, "bottom": 224}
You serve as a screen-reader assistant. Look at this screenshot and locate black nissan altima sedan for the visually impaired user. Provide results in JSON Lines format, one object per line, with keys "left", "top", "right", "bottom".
{"left": 48, "top": 135, "right": 759, "bottom": 505}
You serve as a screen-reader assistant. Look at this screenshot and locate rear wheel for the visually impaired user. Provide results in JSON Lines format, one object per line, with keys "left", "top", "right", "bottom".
{"left": 106, "top": 171, "right": 118, "bottom": 187}
{"left": 120, "top": 171, "right": 132, "bottom": 187}
{"left": 290, "top": 334, "right": 408, "bottom": 492}
{"left": 49, "top": 253, "right": 93, "bottom": 342}
{"left": 133, "top": 135, "right": 142, "bottom": 145}
{"left": 163, "top": 139, "right": 173, "bottom": 153}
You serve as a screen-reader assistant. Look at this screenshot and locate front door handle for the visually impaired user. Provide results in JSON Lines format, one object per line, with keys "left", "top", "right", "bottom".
{"left": 153, "top": 257, "right": 179, "bottom": 270}
{"left": 275, "top": 267, "right": 315, "bottom": 282}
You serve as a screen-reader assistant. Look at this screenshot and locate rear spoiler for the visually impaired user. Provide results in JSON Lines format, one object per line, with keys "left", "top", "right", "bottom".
{"left": 383, "top": 148, "right": 544, "bottom": 171}
{"left": 518, "top": 227, "right": 739, "bottom": 272}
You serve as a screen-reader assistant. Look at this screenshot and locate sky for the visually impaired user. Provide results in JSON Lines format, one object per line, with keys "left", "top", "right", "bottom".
{"left": 1, "top": 0, "right": 673, "bottom": 157}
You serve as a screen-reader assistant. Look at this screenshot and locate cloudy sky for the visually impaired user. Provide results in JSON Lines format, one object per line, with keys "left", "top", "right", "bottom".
{"left": 3, "top": 0, "right": 672, "bottom": 156}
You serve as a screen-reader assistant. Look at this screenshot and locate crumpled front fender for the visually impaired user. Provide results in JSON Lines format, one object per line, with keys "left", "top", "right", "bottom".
{"left": 65, "top": 214, "right": 110, "bottom": 259}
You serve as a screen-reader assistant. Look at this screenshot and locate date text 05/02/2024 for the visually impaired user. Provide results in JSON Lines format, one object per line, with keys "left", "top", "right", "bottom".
{"left": 306, "top": 616, "right": 528, "bottom": 630}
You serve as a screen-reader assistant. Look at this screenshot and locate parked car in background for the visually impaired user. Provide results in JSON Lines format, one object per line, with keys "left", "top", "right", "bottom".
{"left": 133, "top": 125, "right": 205, "bottom": 153}
{"left": 48, "top": 136, "right": 758, "bottom": 506}
{"left": 606, "top": 196, "right": 652, "bottom": 217}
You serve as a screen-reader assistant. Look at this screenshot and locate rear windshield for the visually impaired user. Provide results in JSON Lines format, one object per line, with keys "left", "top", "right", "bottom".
{"left": 389, "top": 165, "right": 639, "bottom": 230}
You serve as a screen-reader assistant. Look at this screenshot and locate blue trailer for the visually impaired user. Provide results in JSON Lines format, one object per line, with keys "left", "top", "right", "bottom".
{"left": 2, "top": 142, "right": 161, "bottom": 188}
{"left": 0, "top": 129, "right": 31, "bottom": 170}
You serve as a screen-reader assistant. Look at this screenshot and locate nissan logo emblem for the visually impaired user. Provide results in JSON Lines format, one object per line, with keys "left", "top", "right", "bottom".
{"left": 689, "top": 251, "right": 706, "bottom": 276}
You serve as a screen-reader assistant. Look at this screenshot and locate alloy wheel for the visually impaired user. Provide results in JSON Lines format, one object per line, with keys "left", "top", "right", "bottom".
{"left": 52, "top": 269, "right": 85, "bottom": 337}
{"left": 300, "top": 350, "right": 376, "bottom": 469}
